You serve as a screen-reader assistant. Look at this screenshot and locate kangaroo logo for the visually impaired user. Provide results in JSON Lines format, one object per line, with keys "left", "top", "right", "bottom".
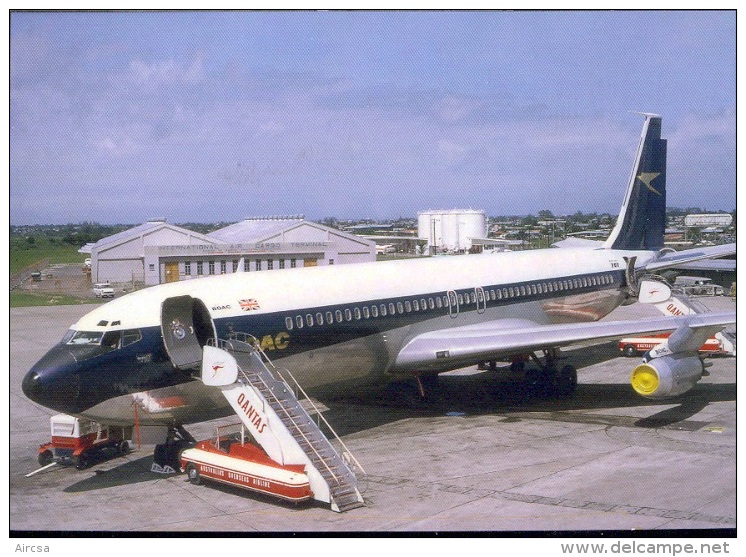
{"left": 637, "top": 172, "right": 662, "bottom": 195}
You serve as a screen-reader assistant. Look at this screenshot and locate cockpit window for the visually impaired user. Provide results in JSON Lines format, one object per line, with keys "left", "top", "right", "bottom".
{"left": 122, "top": 329, "right": 142, "bottom": 347}
{"left": 102, "top": 331, "right": 121, "bottom": 349}
{"left": 66, "top": 331, "right": 104, "bottom": 345}
{"left": 63, "top": 328, "right": 141, "bottom": 349}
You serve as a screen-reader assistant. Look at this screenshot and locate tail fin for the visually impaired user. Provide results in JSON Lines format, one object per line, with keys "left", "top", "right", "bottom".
{"left": 604, "top": 114, "right": 667, "bottom": 251}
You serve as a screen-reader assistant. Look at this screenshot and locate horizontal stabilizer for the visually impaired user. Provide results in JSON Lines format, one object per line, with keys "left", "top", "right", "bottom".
{"left": 643, "top": 243, "right": 736, "bottom": 272}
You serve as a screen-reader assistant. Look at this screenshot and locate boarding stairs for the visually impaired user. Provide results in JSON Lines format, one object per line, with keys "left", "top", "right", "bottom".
{"left": 202, "top": 334, "right": 365, "bottom": 513}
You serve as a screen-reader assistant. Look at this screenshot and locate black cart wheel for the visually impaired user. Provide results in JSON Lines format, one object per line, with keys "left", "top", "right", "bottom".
{"left": 623, "top": 345, "right": 638, "bottom": 358}
{"left": 74, "top": 452, "right": 90, "bottom": 470}
{"left": 186, "top": 463, "right": 202, "bottom": 485}
{"left": 118, "top": 440, "right": 130, "bottom": 455}
{"left": 38, "top": 450, "right": 54, "bottom": 466}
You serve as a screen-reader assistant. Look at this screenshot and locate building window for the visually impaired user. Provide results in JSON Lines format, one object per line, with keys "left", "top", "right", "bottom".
{"left": 244, "top": 259, "right": 251, "bottom": 272}
{"left": 208, "top": 261, "right": 215, "bottom": 275}
{"left": 329, "top": 259, "right": 335, "bottom": 265}
{"left": 220, "top": 260, "right": 227, "bottom": 274}
{"left": 149, "top": 264, "right": 155, "bottom": 272}
{"left": 197, "top": 262, "right": 203, "bottom": 275}
{"left": 291, "top": 259, "right": 297, "bottom": 268}
{"left": 279, "top": 260, "right": 285, "bottom": 269}
{"left": 232, "top": 260, "right": 239, "bottom": 273}
{"left": 255, "top": 260, "right": 261, "bottom": 271}
{"left": 185, "top": 261, "right": 191, "bottom": 275}
{"left": 267, "top": 260, "right": 274, "bottom": 270}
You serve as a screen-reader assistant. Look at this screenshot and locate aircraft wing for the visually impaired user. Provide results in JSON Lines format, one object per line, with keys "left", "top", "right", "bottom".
{"left": 394, "top": 311, "right": 735, "bottom": 372}
{"left": 642, "top": 243, "right": 736, "bottom": 272}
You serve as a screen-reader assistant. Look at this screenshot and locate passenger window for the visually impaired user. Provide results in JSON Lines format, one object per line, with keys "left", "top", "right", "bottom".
{"left": 296, "top": 316, "right": 304, "bottom": 329}
{"left": 285, "top": 317, "right": 294, "bottom": 330}
{"left": 397, "top": 302, "right": 404, "bottom": 314}
{"left": 389, "top": 303, "right": 396, "bottom": 315}
{"left": 380, "top": 304, "right": 387, "bottom": 317}
{"left": 436, "top": 297, "right": 443, "bottom": 309}
{"left": 335, "top": 310, "right": 343, "bottom": 323}
{"left": 413, "top": 300, "right": 419, "bottom": 311}
{"left": 405, "top": 301, "right": 412, "bottom": 312}
{"left": 344, "top": 309, "right": 352, "bottom": 321}
{"left": 363, "top": 307, "right": 370, "bottom": 319}
{"left": 306, "top": 314, "right": 314, "bottom": 327}
{"left": 354, "top": 308, "right": 361, "bottom": 320}
{"left": 429, "top": 298, "right": 436, "bottom": 309}
{"left": 326, "top": 311, "right": 333, "bottom": 324}
{"left": 316, "top": 312, "right": 324, "bottom": 325}
{"left": 421, "top": 298, "right": 427, "bottom": 309}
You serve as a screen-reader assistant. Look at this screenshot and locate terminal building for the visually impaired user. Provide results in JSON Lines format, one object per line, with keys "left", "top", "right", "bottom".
{"left": 84, "top": 217, "right": 376, "bottom": 286}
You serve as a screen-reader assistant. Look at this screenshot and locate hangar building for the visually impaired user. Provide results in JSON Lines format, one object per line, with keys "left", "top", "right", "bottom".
{"left": 85, "top": 217, "right": 376, "bottom": 287}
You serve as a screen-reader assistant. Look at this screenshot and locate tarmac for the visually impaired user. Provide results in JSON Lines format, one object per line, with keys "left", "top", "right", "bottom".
{"left": 9, "top": 289, "right": 736, "bottom": 537}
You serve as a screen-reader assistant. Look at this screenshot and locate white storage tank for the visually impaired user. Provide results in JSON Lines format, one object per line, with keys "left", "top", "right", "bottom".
{"left": 417, "top": 209, "right": 487, "bottom": 253}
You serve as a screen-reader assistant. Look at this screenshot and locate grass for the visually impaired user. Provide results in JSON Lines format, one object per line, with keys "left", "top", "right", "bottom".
{"left": 10, "top": 238, "right": 85, "bottom": 275}
{"left": 10, "top": 291, "right": 96, "bottom": 308}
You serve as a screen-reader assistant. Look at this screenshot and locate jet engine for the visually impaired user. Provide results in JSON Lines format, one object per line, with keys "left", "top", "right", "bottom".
{"left": 630, "top": 353, "right": 704, "bottom": 399}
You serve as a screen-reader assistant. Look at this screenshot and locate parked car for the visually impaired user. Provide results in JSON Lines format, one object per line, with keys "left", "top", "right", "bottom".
{"left": 92, "top": 282, "right": 115, "bottom": 298}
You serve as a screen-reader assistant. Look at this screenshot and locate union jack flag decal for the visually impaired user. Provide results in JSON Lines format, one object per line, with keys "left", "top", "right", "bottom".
{"left": 239, "top": 298, "right": 260, "bottom": 311}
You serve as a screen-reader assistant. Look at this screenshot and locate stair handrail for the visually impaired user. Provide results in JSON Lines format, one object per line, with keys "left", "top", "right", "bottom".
{"left": 226, "top": 332, "right": 367, "bottom": 481}
{"left": 232, "top": 363, "right": 346, "bottom": 488}
{"left": 272, "top": 365, "right": 368, "bottom": 481}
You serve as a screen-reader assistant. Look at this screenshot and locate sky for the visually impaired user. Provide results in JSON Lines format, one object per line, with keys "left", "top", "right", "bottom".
{"left": 8, "top": 9, "right": 737, "bottom": 225}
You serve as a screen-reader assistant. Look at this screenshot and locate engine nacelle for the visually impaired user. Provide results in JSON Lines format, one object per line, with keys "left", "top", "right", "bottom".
{"left": 630, "top": 354, "right": 704, "bottom": 399}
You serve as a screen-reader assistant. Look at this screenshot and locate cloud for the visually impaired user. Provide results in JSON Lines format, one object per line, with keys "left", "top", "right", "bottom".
{"left": 125, "top": 52, "right": 206, "bottom": 90}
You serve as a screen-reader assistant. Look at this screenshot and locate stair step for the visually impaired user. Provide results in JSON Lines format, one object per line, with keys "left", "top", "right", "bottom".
{"left": 225, "top": 351, "right": 364, "bottom": 512}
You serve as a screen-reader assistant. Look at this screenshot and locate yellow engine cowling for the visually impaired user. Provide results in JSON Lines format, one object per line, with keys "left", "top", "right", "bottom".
{"left": 630, "top": 354, "right": 704, "bottom": 399}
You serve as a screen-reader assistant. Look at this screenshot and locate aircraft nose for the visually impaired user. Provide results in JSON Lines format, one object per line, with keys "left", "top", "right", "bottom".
{"left": 21, "top": 370, "right": 43, "bottom": 401}
{"left": 22, "top": 346, "right": 82, "bottom": 413}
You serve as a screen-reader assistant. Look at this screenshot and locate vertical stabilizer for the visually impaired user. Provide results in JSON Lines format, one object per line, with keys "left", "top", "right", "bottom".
{"left": 604, "top": 114, "right": 667, "bottom": 251}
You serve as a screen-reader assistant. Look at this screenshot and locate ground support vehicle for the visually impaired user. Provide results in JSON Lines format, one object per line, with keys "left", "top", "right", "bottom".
{"left": 37, "top": 414, "right": 132, "bottom": 470}
{"left": 180, "top": 424, "right": 313, "bottom": 503}
{"left": 619, "top": 332, "right": 735, "bottom": 358}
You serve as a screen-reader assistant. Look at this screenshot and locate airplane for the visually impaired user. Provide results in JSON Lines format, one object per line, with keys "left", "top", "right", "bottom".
{"left": 22, "top": 114, "right": 735, "bottom": 448}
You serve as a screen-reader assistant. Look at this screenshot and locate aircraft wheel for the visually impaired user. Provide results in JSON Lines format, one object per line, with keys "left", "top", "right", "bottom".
{"left": 38, "top": 450, "right": 53, "bottom": 466}
{"left": 623, "top": 345, "right": 638, "bottom": 357}
{"left": 526, "top": 368, "right": 554, "bottom": 399}
{"left": 555, "top": 365, "right": 578, "bottom": 397}
{"left": 186, "top": 463, "right": 202, "bottom": 485}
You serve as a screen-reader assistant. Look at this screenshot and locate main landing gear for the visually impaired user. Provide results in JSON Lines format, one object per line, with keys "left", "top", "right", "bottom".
{"left": 511, "top": 348, "right": 577, "bottom": 399}
{"left": 152, "top": 426, "right": 196, "bottom": 474}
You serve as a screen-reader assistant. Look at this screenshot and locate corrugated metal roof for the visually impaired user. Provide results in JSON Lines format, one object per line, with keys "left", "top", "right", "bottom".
{"left": 89, "top": 221, "right": 168, "bottom": 249}
{"left": 208, "top": 218, "right": 306, "bottom": 243}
